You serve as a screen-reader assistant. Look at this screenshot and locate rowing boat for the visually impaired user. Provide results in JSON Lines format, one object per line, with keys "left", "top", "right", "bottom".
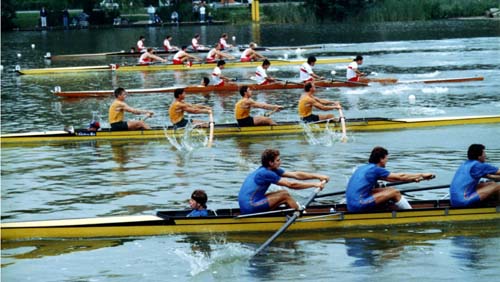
{"left": 52, "top": 76, "right": 483, "bottom": 98}
{"left": 45, "top": 44, "right": 324, "bottom": 61}
{"left": 1, "top": 115, "right": 498, "bottom": 145}
{"left": 1, "top": 199, "right": 498, "bottom": 241}
{"left": 15, "top": 57, "right": 352, "bottom": 75}
{"left": 53, "top": 80, "right": 365, "bottom": 98}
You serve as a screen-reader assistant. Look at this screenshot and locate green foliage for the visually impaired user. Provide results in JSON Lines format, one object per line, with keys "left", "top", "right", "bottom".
{"left": 1, "top": 0, "right": 17, "bottom": 30}
{"left": 359, "top": 0, "right": 500, "bottom": 22}
{"left": 261, "top": 3, "right": 316, "bottom": 24}
{"left": 304, "top": 0, "right": 368, "bottom": 22}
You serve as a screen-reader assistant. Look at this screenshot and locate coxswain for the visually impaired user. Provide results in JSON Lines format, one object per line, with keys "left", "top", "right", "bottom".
{"left": 234, "top": 85, "right": 283, "bottom": 127}
{"left": 298, "top": 82, "right": 341, "bottom": 123}
{"left": 138, "top": 48, "right": 167, "bottom": 65}
{"left": 299, "top": 56, "right": 324, "bottom": 82}
{"left": 240, "top": 42, "right": 266, "bottom": 62}
{"left": 219, "top": 33, "right": 234, "bottom": 50}
{"left": 109, "top": 87, "right": 154, "bottom": 131}
{"left": 163, "top": 35, "right": 179, "bottom": 52}
{"left": 346, "top": 55, "right": 366, "bottom": 82}
{"left": 137, "top": 36, "right": 146, "bottom": 52}
{"left": 173, "top": 46, "right": 202, "bottom": 66}
{"left": 255, "top": 59, "right": 276, "bottom": 85}
{"left": 168, "top": 88, "right": 212, "bottom": 128}
{"left": 206, "top": 43, "right": 235, "bottom": 63}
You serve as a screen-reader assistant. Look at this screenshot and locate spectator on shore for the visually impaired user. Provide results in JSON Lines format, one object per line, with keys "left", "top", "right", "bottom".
{"left": 199, "top": 4, "right": 206, "bottom": 23}
{"left": 40, "top": 6, "right": 48, "bottom": 28}
{"left": 171, "top": 11, "right": 179, "bottom": 23}
{"left": 62, "top": 8, "right": 69, "bottom": 29}
{"left": 153, "top": 13, "right": 162, "bottom": 24}
{"left": 147, "top": 5, "right": 156, "bottom": 23}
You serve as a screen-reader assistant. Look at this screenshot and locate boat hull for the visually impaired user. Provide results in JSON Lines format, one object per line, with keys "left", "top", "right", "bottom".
{"left": 1, "top": 200, "right": 498, "bottom": 240}
{"left": 1, "top": 115, "right": 499, "bottom": 145}
{"left": 17, "top": 57, "right": 352, "bottom": 75}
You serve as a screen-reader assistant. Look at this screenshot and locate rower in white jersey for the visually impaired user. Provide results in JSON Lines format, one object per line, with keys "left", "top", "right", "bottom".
{"left": 346, "top": 55, "right": 366, "bottom": 82}
{"left": 255, "top": 59, "right": 276, "bottom": 85}
{"left": 211, "top": 60, "right": 233, "bottom": 86}
{"left": 137, "top": 36, "right": 146, "bottom": 52}
{"left": 240, "top": 42, "right": 266, "bottom": 62}
{"left": 138, "top": 48, "right": 167, "bottom": 65}
{"left": 219, "top": 33, "right": 234, "bottom": 50}
{"left": 163, "top": 35, "right": 179, "bottom": 52}
{"left": 206, "top": 43, "right": 235, "bottom": 63}
{"left": 191, "top": 34, "right": 208, "bottom": 51}
{"left": 299, "top": 56, "right": 325, "bottom": 82}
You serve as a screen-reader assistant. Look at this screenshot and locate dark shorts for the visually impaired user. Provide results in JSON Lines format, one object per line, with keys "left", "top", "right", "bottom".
{"left": 110, "top": 121, "right": 128, "bottom": 131}
{"left": 173, "top": 118, "right": 191, "bottom": 129}
{"left": 237, "top": 116, "right": 254, "bottom": 127}
{"left": 302, "top": 114, "right": 319, "bottom": 123}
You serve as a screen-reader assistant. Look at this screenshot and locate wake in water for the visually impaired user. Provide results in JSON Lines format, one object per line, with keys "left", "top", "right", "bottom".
{"left": 163, "top": 119, "right": 209, "bottom": 152}
{"left": 174, "top": 238, "right": 252, "bottom": 277}
{"left": 301, "top": 121, "right": 352, "bottom": 146}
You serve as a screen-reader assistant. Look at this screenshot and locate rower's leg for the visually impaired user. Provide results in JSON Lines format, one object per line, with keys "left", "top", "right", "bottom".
{"left": 476, "top": 182, "right": 500, "bottom": 201}
{"left": 266, "top": 190, "right": 299, "bottom": 210}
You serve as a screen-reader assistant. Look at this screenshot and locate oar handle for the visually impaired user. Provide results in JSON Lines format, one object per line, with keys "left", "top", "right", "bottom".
{"left": 207, "top": 111, "right": 214, "bottom": 148}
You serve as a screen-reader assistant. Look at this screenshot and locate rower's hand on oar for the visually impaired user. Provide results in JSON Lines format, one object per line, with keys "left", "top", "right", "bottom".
{"left": 415, "top": 173, "right": 435, "bottom": 182}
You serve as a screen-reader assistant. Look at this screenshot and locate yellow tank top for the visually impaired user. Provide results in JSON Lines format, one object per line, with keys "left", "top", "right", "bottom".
{"left": 169, "top": 100, "right": 184, "bottom": 124}
{"left": 298, "top": 94, "right": 313, "bottom": 118}
{"left": 109, "top": 100, "right": 124, "bottom": 124}
{"left": 234, "top": 99, "right": 250, "bottom": 120}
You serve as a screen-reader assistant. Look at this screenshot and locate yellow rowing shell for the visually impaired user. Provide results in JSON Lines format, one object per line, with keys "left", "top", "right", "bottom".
{"left": 16, "top": 57, "right": 352, "bottom": 75}
{"left": 1, "top": 115, "right": 498, "bottom": 145}
{"left": 1, "top": 200, "right": 498, "bottom": 240}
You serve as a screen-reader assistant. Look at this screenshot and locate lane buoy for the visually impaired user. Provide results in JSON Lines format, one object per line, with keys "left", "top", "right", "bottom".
{"left": 408, "top": 94, "right": 416, "bottom": 104}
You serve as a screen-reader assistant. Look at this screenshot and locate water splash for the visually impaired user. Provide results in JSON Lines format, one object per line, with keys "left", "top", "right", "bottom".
{"left": 163, "top": 121, "right": 208, "bottom": 152}
{"left": 301, "top": 121, "right": 350, "bottom": 146}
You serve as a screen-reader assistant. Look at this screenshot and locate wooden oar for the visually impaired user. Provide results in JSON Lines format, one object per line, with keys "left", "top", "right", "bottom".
{"left": 253, "top": 182, "right": 325, "bottom": 256}
{"left": 207, "top": 111, "right": 214, "bottom": 148}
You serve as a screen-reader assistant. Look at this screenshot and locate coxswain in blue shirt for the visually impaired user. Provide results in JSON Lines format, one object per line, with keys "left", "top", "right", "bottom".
{"left": 186, "top": 189, "right": 209, "bottom": 217}
{"left": 238, "top": 148, "right": 329, "bottom": 215}
{"left": 450, "top": 144, "right": 500, "bottom": 207}
{"left": 346, "top": 146, "right": 434, "bottom": 212}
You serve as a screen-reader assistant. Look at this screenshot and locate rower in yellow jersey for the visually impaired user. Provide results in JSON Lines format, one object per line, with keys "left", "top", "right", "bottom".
{"left": 298, "top": 82, "right": 341, "bottom": 123}
{"left": 108, "top": 87, "right": 154, "bottom": 131}
{"left": 169, "top": 88, "right": 212, "bottom": 128}
{"left": 234, "top": 85, "right": 283, "bottom": 127}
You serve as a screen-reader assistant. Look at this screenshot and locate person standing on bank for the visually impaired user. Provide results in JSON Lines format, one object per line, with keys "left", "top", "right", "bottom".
{"left": 40, "top": 7, "right": 48, "bottom": 28}
{"left": 450, "top": 144, "right": 500, "bottom": 207}
{"left": 346, "top": 146, "right": 435, "bottom": 212}
{"left": 238, "top": 148, "right": 329, "bottom": 214}
{"left": 108, "top": 88, "right": 154, "bottom": 131}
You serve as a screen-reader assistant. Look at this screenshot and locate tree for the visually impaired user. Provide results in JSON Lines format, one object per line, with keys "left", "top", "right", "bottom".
{"left": 1, "top": 0, "right": 17, "bottom": 30}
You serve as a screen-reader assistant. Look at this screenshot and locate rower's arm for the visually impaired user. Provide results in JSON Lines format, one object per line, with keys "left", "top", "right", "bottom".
{"left": 251, "top": 100, "right": 281, "bottom": 111}
{"left": 283, "top": 171, "right": 329, "bottom": 182}
{"left": 276, "top": 178, "right": 325, "bottom": 190}
{"left": 384, "top": 172, "right": 435, "bottom": 182}
{"left": 182, "top": 103, "right": 211, "bottom": 114}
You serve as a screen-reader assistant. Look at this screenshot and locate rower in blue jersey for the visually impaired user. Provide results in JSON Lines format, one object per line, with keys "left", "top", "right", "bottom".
{"left": 450, "top": 144, "right": 500, "bottom": 207}
{"left": 346, "top": 146, "right": 434, "bottom": 212}
{"left": 238, "top": 148, "right": 329, "bottom": 215}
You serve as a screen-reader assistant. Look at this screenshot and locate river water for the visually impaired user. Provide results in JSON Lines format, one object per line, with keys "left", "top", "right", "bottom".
{"left": 1, "top": 20, "right": 500, "bottom": 281}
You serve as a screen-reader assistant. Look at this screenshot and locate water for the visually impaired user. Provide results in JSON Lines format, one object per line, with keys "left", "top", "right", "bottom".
{"left": 1, "top": 20, "right": 500, "bottom": 281}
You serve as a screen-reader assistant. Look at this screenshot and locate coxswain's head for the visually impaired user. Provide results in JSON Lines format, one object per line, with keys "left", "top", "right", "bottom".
{"left": 190, "top": 189, "right": 208, "bottom": 209}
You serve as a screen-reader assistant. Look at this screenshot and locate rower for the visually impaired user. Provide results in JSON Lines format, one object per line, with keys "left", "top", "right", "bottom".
{"left": 234, "top": 85, "right": 283, "bottom": 127}
{"left": 163, "top": 35, "right": 179, "bottom": 52}
{"left": 346, "top": 55, "right": 367, "bottom": 82}
{"left": 191, "top": 34, "right": 207, "bottom": 51}
{"left": 211, "top": 60, "right": 233, "bottom": 86}
{"left": 255, "top": 59, "right": 276, "bottom": 85}
{"left": 206, "top": 43, "right": 235, "bottom": 63}
{"left": 138, "top": 48, "right": 167, "bottom": 65}
{"left": 299, "top": 56, "right": 324, "bottom": 82}
{"left": 346, "top": 146, "right": 435, "bottom": 212}
{"left": 298, "top": 82, "right": 341, "bottom": 123}
{"left": 137, "top": 35, "right": 146, "bottom": 53}
{"left": 240, "top": 42, "right": 266, "bottom": 62}
{"left": 168, "top": 88, "right": 212, "bottom": 128}
{"left": 450, "top": 144, "right": 500, "bottom": 207}
{"left": 219, "top": 33, "right": 234, "bottom": 50}
{"left": 238, "top": 148, "right": 328, "bottom": 215}
{"left": 172, "top": 46, "right": 202, "bottom": 67}
{"left": 109, "top": 87, "right": 154, "bottom": 131}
